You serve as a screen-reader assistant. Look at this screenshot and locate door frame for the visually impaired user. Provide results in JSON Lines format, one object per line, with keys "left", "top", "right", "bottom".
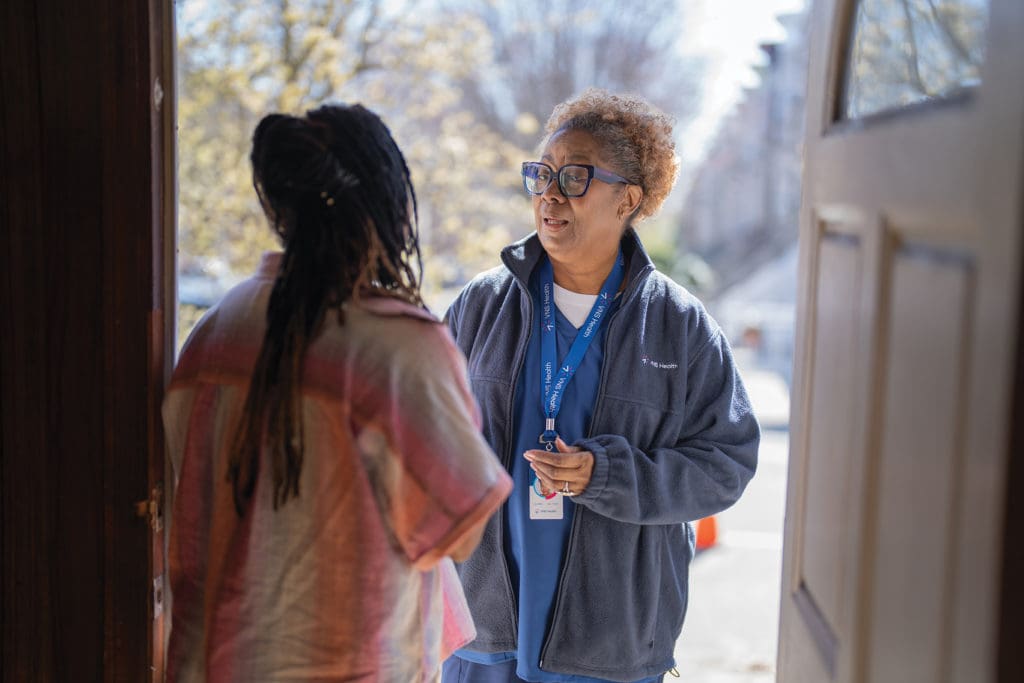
{"left": 0, "top": 1, "right": 174, "bottom": 679}
{"left": 1001, "top": 276, "right": 1024, "bottom": 679}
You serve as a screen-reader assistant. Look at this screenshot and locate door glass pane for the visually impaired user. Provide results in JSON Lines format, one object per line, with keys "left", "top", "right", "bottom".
{"left": 842, "top": 0, "right": 988, "bottom": 120}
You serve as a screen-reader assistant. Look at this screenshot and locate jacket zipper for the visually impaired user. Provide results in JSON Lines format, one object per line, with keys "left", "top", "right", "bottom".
{"left": 498, "top": 278, "right": 534, "bottom": 643}
{"left": 538, "top": 264, "right": 651, "bottom": 670}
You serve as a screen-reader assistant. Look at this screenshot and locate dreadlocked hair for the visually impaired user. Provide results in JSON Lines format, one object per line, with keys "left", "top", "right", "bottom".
{"left": 228, "top": 103, "right": 423, "bottom": 515}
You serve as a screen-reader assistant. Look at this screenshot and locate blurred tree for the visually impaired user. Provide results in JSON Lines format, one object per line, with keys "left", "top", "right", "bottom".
{"left": 176, "top": 0, "right": 704, "bottom": 326}
{"left": 642, "top": 216, "right": 717, "bottom": 295}
{"left": 177, "top": 0, "right": 528, "bottom": 302}
{"left": 447, "top": 0, "right": 704, "bottom": 151}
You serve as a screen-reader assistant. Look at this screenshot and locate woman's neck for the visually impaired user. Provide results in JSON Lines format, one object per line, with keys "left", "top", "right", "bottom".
{"left": 550, "top": 251, "right": 619, "bottom": 295}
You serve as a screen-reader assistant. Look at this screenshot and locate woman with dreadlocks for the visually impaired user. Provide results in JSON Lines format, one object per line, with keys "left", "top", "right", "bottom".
{"left": 163, "top": 104, "right": 512, "bottom": 682}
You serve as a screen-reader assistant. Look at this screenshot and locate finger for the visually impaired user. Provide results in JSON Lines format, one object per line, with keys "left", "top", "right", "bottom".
{"left": 529, "top": 461, "right": 558, "bottom": 483}
{"left": 523, "top": 448, "right": 566, "bottom": 464}
{"left": 534, "top": 469, "right": 559, "bottom": 494}
{"left": 524, "top": 450, "right": 589, "bottom": 469}
{"left": 555, "top": 436, "right": 581, "bottom": 453}
{"left": 532, "top": 466, "right": 587, "bottom": 498}
{"left": 532, "top": 471, "right": 553, "bottom": 496}
{"left": 565, "top": 482, "right": 585, "bottom": 497}
{"left": 530, "top": 461, "right": 583, "bottom": 483}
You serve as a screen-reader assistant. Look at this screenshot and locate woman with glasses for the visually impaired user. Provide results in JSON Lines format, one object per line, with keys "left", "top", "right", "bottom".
{"left": 163, "top": 103, "right": 512, "bottom": 682}
{"left": 441, "top": 89, "right": 760, "bottom": 683}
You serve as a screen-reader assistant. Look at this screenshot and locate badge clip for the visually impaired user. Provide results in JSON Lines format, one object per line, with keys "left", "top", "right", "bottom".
{"left": 538, "top": 418, "right": 558, "bottom": 451}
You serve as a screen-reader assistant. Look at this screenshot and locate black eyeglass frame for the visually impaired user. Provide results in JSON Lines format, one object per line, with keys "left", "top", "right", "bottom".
{"left": 521, "top": 161, "right": 631, "bottom": 198}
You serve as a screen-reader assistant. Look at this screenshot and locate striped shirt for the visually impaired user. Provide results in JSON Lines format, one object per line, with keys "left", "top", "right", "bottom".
{"left": 164, "top": 252, "right": 512, "bottom": 682}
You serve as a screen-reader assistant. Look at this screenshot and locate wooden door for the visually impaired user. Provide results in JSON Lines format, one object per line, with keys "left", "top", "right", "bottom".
{"left": 0, "top": 1, "right": 174, "bottom": 679}
{"left": 777, "top": 1, "right": 1024, "bottom": 681}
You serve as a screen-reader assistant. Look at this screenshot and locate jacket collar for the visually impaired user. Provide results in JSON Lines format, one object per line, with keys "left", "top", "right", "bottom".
{"left": 500, "top": 228, "right": 656, "bottom": 294}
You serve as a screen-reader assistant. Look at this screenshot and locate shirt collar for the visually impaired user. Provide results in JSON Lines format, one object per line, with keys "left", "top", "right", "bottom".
{"left": 257, "top": 251, "right": 283, "bottom": 279}
{"left": 253, "top": 251, "right": 437, "bottom": 322}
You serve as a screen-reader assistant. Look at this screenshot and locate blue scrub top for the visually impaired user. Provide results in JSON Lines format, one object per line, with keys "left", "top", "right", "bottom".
{"left": 456, "top": 271, "right": 659, "bottom": 683}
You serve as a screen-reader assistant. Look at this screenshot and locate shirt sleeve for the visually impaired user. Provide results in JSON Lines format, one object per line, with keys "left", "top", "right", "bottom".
{"left": 353, "top": 319, "right": 512, "bottom": 570}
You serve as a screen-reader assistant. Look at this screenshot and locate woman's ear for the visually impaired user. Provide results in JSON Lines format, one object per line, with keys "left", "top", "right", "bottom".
{"left": 618, "top": 185, "right": 643, "bottom": 220}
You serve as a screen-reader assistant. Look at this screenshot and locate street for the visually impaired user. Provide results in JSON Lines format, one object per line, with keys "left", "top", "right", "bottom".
{"left": 673, "top": 368, "right": 790, "bottom": 682}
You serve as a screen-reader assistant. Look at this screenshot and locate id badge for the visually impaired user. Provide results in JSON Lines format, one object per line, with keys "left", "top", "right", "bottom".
{"left": 529, "top": 477, "right": 563, "bottom": 520}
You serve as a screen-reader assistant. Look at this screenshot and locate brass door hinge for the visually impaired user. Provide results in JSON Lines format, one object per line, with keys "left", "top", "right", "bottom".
{"left": 134, "top": 483, "right": 164, "bottom": 533}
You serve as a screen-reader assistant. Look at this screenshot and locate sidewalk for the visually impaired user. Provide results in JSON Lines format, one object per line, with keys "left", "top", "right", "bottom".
{"left": 673, "top": 367, "right": 790, "bottom": 682}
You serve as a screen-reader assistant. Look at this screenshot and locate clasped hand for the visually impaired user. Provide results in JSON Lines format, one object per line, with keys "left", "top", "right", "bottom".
{"left": 524, "top": 436, "right": 594, "bottom": 497}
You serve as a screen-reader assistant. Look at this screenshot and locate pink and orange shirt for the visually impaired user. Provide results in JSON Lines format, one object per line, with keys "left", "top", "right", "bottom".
{"left": 163, "top": 253, "right": 512, "bottom": 682}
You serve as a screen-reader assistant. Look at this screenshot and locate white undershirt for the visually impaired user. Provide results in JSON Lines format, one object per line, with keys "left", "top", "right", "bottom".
{"left": 553, "top": 283, "right": 599, "bottom": 329}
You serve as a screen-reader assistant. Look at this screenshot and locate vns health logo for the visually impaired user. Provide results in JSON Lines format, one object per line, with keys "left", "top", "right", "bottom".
{"left": 641, "top": 354, "right": 679, "bottom": 370}
{"left": 581, "top": 300, "right": 607, "bottom": 339}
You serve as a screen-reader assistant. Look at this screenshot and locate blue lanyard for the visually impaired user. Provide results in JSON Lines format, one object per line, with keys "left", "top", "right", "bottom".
{"left": 538, "top": 250, "right": 625, "bottom": 450}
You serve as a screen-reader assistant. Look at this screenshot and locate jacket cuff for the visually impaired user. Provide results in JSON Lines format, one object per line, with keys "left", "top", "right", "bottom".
{"left": 574, "top": 436, "right": 610, "bottom": 504}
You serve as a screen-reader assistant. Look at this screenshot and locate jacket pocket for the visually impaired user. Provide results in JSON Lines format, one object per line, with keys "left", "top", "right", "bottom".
{"left": 653, "top": 522, "right": 692, "bottom": 652}
{"left": 542, "top": 518, "right": 687, "bottom": 676}
{"left": 595, "top": 395, "right": 682, "bottom": 452}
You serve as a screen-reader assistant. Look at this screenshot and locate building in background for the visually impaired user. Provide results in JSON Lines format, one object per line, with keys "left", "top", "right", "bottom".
{"left": 679, "top": 10, "right": 808, "bottom": 292}
{"left": 678, "top": 9, "right": 809, "bottom": 383}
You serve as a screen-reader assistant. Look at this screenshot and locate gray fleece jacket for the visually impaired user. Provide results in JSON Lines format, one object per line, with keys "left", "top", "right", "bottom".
{"left": 445, "top": 229, "right": 760, "bottom": 682}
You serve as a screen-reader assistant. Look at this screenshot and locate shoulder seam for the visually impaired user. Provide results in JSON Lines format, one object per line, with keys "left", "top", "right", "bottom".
{"left": 687, "top": 324, "right": 723, "bottom": 371}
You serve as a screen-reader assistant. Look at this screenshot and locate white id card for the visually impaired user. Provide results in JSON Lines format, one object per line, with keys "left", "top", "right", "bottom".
{"left": 529, "top": 483, "right": 563, "bottom": 520}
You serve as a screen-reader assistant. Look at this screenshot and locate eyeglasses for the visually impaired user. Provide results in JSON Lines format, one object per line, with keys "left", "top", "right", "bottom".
{"left": 521, "top": 161, "right": 630, "bottom": 198}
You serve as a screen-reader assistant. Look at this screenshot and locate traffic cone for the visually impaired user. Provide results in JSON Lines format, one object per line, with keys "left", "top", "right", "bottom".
{"left": 695, "top": 515, "right": 718, "bottom": 551}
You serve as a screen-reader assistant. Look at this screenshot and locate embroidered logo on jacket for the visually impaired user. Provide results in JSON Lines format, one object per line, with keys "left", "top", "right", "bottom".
{"left": 641, "top": 355, "right": 679, "bottom": 370}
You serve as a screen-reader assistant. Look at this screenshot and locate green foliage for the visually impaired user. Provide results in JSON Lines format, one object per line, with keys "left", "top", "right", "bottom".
{"left": 637, "top": 217, "right": 716, "bottom": 295}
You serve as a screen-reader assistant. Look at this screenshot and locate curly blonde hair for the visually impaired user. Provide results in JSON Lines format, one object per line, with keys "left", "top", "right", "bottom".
{"left": 543, "top": 88, "right": 679, "bottom": 222}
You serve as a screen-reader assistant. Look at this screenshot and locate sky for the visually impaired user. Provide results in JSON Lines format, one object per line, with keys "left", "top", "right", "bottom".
{"left": 678, "top": 0, "right": 808, "bottom": 169}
